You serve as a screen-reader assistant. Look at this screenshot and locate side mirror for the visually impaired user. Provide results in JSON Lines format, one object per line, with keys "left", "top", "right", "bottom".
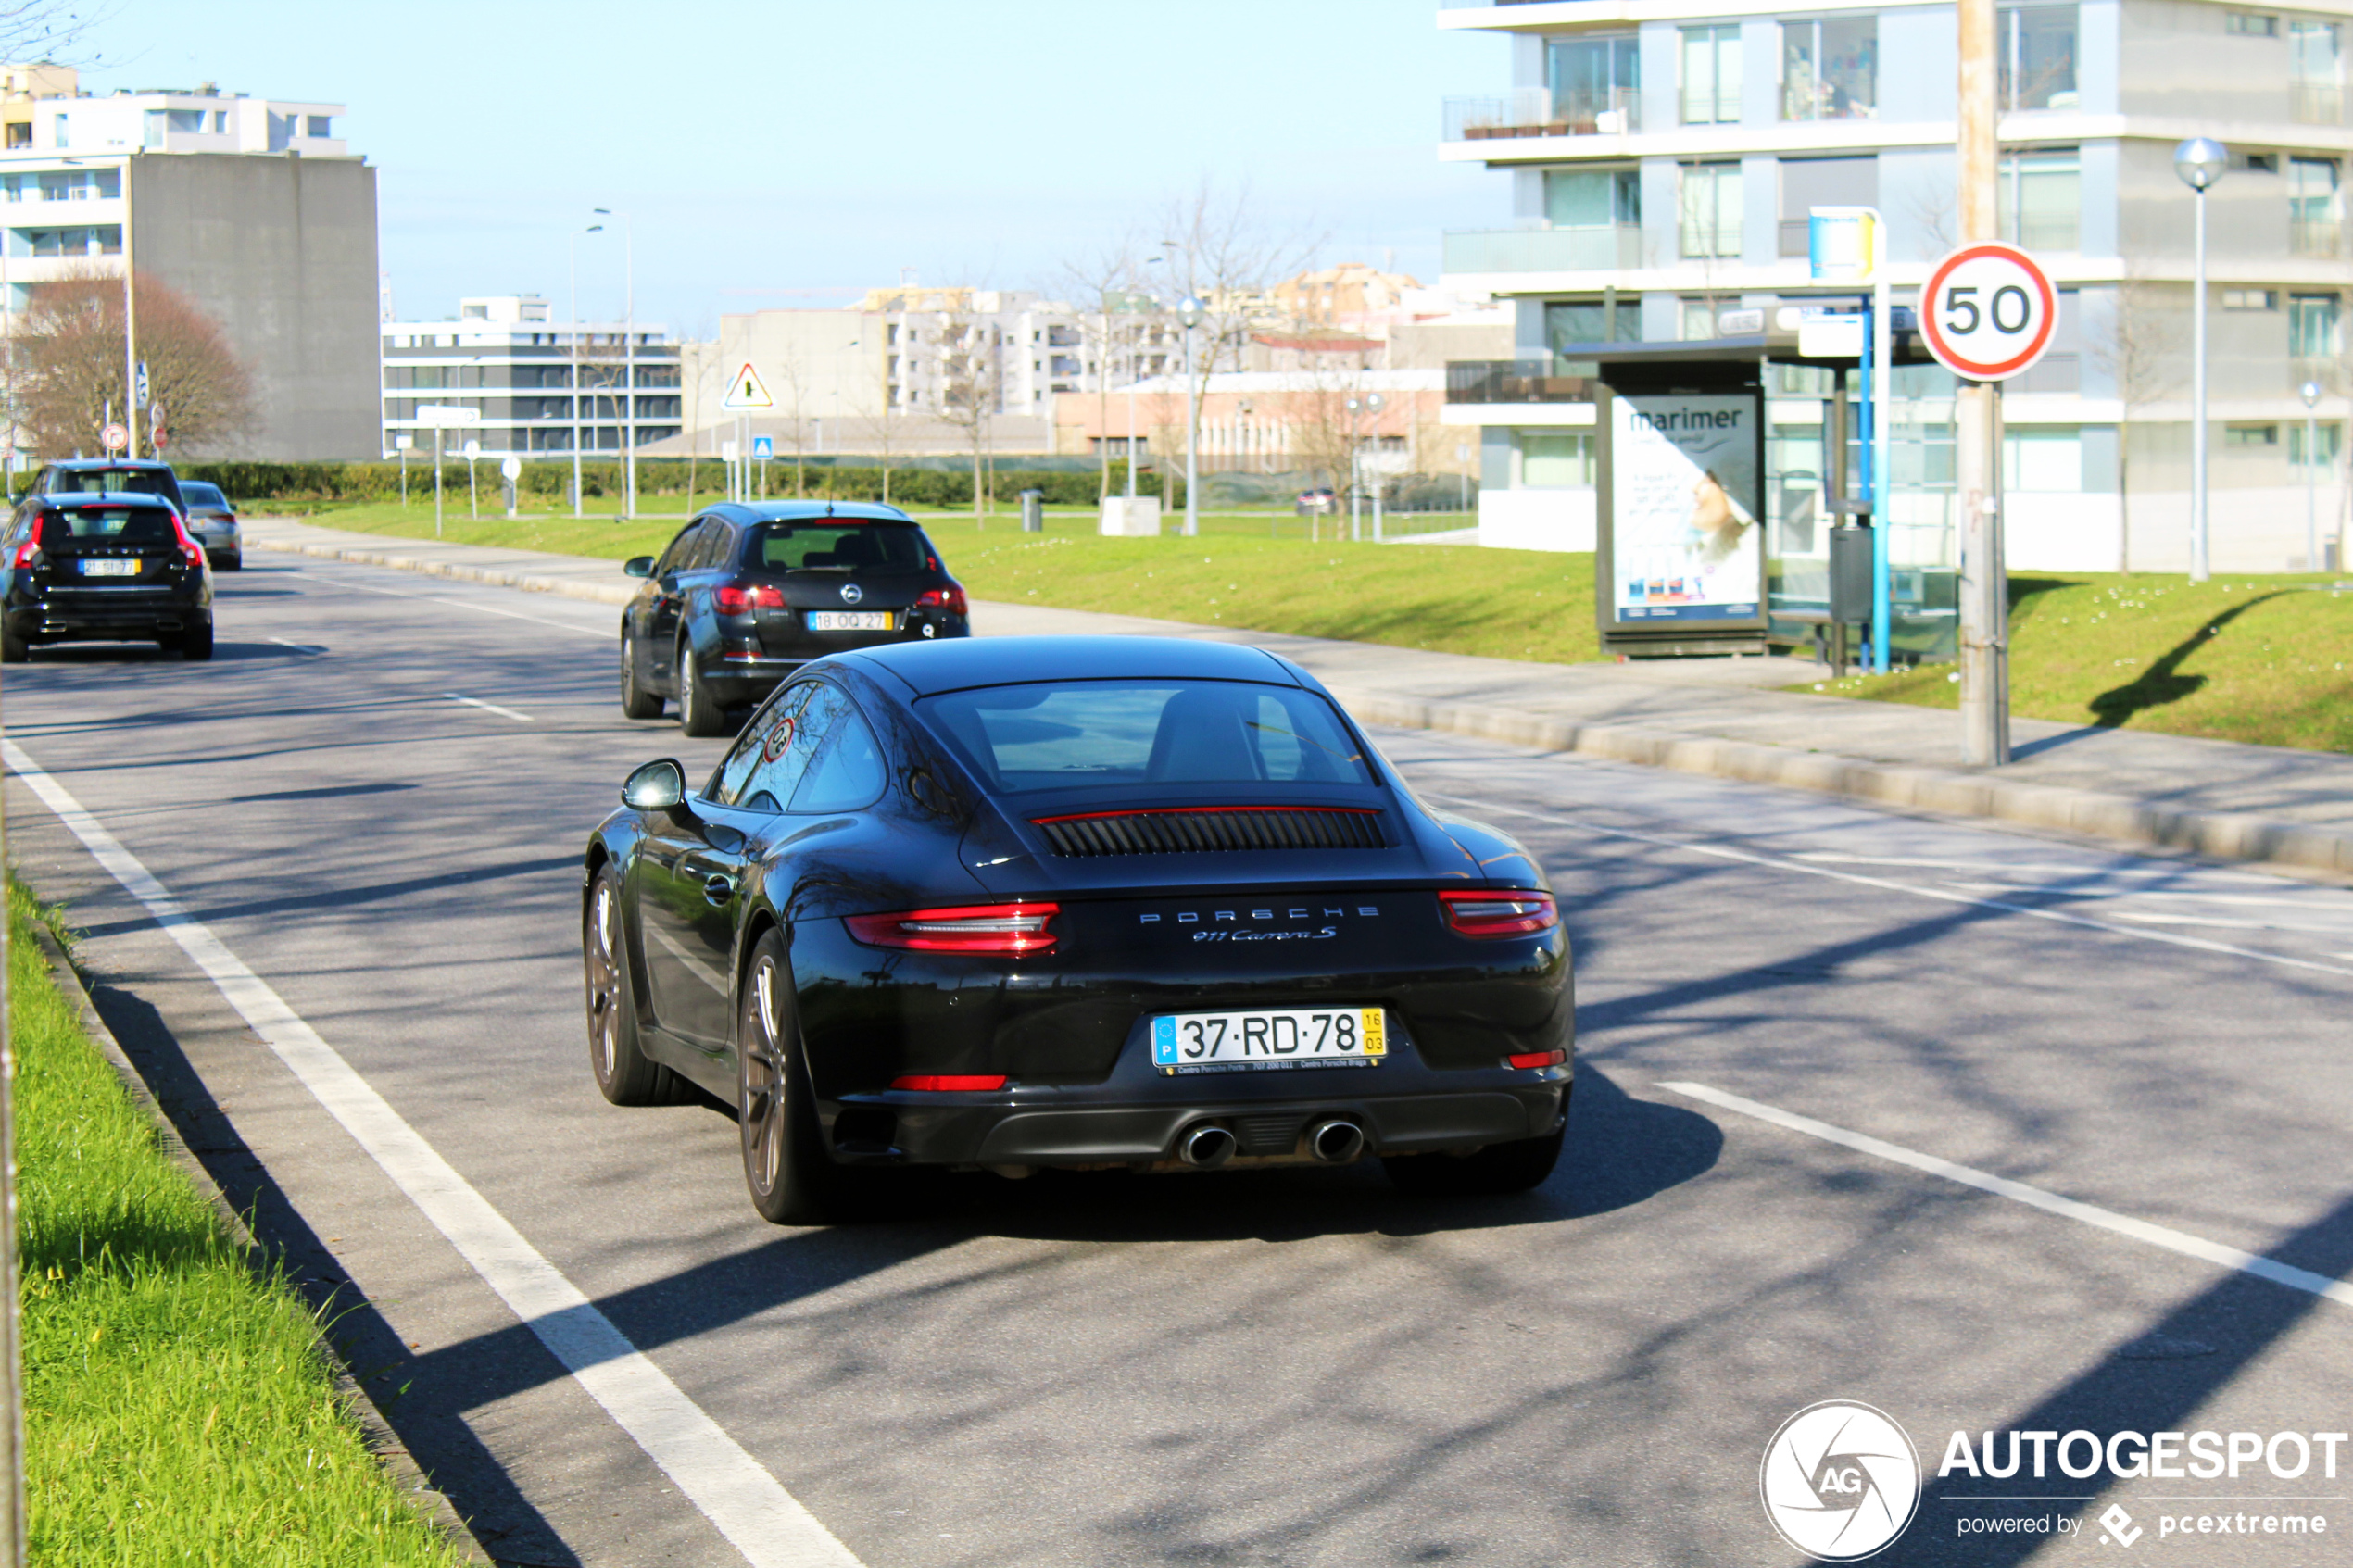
{"left": 622, "top": 758, "right": 686, "bottom": 811}
{"left": 623, "top": 556, "right": 655, "bottom": 579}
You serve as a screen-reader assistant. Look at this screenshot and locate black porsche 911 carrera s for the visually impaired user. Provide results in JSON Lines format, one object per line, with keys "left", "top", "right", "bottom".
{"left": 582, "top": 635, "right": 1572, "bottom": 1223}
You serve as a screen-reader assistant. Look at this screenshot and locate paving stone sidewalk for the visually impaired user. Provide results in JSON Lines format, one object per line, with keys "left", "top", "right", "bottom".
{"left": 245, "top": 516, "right": 2353, "bottom": 876}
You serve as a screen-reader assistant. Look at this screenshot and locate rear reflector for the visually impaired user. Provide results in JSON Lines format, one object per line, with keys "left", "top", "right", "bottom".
{"left": 914, "top": 583, "right": 969, "bottom": 617}
{"left": 1507, "top": 1049, "right": 1567, "bottom": 1070}
{"left": 845, "top": 902, "right": 1060, "bottom": 954}
{"left": 1439, "top": 889, "right": 1558, "bottom": 938}
{"left": 889, "top": 1074, "right": 1009, "bottom": 1092}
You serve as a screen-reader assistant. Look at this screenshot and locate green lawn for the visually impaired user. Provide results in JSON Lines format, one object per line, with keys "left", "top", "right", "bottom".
{"left": 1795, "top": 573, "right": 2353, "bottom": 753}
{"left": 14, "top": 881, "right": 466, "bottom": 1566}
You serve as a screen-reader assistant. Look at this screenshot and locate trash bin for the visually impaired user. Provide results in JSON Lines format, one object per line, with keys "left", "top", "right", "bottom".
{"left": 1019, "top": 488, "right": 1045, "bottom": 533}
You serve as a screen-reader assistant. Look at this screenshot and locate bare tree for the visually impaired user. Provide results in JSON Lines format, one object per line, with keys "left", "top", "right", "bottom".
{"left": 934, "top": 293, "right": 1003, "bottom": 523}
{"left": 18, "top": 267, "right": 254, "bottom": 457}
{"left": 2085, "top": 271, "right": 2181, "bottom": 572}
{"left": 1054, "top": 237, "right": 1145, "bottom": 500}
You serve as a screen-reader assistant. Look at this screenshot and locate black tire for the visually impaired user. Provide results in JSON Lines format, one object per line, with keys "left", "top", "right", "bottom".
{"left": 221, "top": 553, "right": 243, "bottom": 572}
{"left": 676, "top": 642, "right": 724, "bottom": 737}
{"left": 0, "top": 624, "right": 28, "bottom": 664}
{"left": 1383, "top": 1127, "right": 1564, "bottom": 1198}
{"left": 737, "top": 930, "right": 858, "bottom": 1224}
{"left": 584, "top": 864, "right": 688, "bottom": 1106}
{"left": 619, "top": 630, "right": 663, "bottom": 719}
{"left": 179, "top": 621, "right": 214, "bottom": 661}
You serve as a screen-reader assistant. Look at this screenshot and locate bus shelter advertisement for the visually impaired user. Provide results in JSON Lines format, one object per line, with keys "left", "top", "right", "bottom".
{"left": 1609, "top": 392, "right": 1763, "bottom": 622}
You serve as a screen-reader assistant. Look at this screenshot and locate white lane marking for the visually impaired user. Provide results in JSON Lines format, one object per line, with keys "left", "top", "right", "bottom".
{"left": 2, "top": 738, "right": 863, "bottom": 1568}
{"left": 1659, "top": 1080, "right": 2353, "bottom": 1311}
{"left": 1938, "top": 880, "right": 2351, "bottom": 913}
{"left": 269, "top": 636, "right": 328, "bottom": 655}
{"left": 1792, "top": 850, "right": 2281, "bottom": 885}
{"left": 2100, "top": 909, "right": 2353, "bottom": 935}
{"left": 445, "top": 692, "right": 535, "bottom": 722}
{"left": 1423, "top": 790, "right": 2353, "bottom": 982}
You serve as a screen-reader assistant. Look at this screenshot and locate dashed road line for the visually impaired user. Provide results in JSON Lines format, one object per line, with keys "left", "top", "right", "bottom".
{"left": 445, "top": 692, "right": 535, "bottom": 721}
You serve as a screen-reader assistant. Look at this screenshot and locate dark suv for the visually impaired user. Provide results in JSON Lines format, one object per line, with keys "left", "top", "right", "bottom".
{"left": 619, "top": 502, "right": 970, "bottom": 735}
{"left": 2, "top": 493, "right": 214, "bottom": 661}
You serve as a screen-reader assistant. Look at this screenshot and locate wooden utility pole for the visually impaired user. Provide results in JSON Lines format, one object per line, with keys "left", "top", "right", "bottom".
{"left": 1956, "top": 0, "right": 2011, "bottom": 765}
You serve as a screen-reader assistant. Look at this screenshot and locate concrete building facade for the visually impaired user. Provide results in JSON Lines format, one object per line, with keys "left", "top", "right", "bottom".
{"left": 1436, "top": 0, "right": 2353, "bottom": 579}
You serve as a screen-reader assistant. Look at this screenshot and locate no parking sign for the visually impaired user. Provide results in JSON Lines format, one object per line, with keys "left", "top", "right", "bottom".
{"left": 1919, "top": 243, "right": 2057, "bottom": 382}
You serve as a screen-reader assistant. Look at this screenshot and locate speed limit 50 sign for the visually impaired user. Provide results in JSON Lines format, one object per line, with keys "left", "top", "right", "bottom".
{"left": 1919, "top": 242, "right": 2057, "bottom": 382}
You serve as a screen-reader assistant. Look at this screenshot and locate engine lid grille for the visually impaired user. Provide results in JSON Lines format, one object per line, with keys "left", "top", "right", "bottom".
{"left": 1030, "top": 806, "right": 1385, "bottom": 857}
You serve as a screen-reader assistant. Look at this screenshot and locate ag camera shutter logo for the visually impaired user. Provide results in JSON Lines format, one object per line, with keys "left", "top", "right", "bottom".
{"left": 1761, "top": 1401, "right": 1921, "bottom": 1561}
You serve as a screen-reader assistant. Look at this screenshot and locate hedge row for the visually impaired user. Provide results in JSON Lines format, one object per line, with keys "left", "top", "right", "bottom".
{"left": 178, "top": 459, "right": 1179, "bottom": 508}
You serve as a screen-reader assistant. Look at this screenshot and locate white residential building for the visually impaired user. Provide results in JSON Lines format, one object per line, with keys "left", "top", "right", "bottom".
{"left": 381, "top": 295, "right": 682, "bottom": 458}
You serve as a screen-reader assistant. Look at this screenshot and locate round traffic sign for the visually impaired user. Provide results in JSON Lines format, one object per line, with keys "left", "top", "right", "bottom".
{"left": 1919, "top": 243, "right": 2057, "bottom": 382}
{"left": 101, "top": 422, "right": 129, "bottom": 452}
{"left": 151, "top": 429, "right": 170, "bottom": 451}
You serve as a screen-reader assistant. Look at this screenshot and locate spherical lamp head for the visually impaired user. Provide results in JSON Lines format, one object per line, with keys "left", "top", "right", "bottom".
{"left": 2303, "top": 380, "right": 2323, "bottom": 408}
{"left": 1366, "top": 393, "right": 1385, "bottom": 412}
{"left": 1179, "top": 295, "right": 1204, "bottom": 329}
{"left": 2173, "top": 137, "right": 2227, "bottom": 192}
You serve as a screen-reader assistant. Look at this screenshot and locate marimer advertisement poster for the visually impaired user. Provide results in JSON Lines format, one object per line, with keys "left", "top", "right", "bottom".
{"left": 1609, "top": 393, "right": 1763, "bottom": 621}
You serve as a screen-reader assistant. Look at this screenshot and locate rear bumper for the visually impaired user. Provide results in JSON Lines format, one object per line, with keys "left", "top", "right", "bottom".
{"left": 7, "top": 594, "right": 206, "bottom": 640}
{"left": 700, "top": 620, "right": 971, "bottom": 702}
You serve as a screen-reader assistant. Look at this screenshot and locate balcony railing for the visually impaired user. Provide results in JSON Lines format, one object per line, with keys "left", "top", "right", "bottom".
{"left": 2293, "top": 82, "right": 2344, "bottom": 126}
{"left": 2293, "top": 218, "right": 2343, "bottom": 257}
{"left": 1447, "top": 360, "right": 1597, "bottom": 404}
{"left": 2006, "top": 352, "right": 2079, "bottom": 395}
{"left": 1443, "top": 86, "right": 1639, "bottom": 142}
{"left": 1443, "top": 224, "right": 1645, "bottom": 274}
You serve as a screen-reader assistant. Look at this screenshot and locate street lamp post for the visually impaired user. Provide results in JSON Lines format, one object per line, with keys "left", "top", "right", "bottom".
{"left": 570, "top": 224, "right": 599, "bottom": 519}
{"left": 2303, "top": 379, "right": 2323, "bottom": 572}
{"left": 1179, "top": 295, "right": 1202, "bottom": 537}
{"left": 1345, "top": 395, "right": 1363, "bottom": 542}
{"left": 594, "top": 208, "right": 635, "bottom": 518}
{"left": 1366, "top": 392, "right": 1386, "bottom": 542}
{"left": 2174, "top": 137, "right": 2226, "bottom": 583}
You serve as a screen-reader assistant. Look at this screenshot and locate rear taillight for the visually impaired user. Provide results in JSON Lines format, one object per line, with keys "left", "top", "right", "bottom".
{"left": 11, "top": 512, "right": 54, "bottom": 569}
{"left": 171, "top": 517, "right": 203, "bottom": 570}
{"left": 845, "top": 902, "right": 1059, "bottom": 954}
{"left": 1507, "top": 1048, "right": 1567, "bottom": 1070}
{"left": 889, "top": 1074, "right": 1009, "bottom": 1092}
{"left": 1439, "top": 889, "right": 1558, "bottom": 939}
{"left": 915, "top": 583, "right": 968, "bottom": 617}
{"left": 712, "top": 583, "right": 786, "bottom": 615}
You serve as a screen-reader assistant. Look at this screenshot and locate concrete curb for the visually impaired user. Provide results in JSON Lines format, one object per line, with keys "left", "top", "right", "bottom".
{"left": 253, "top": 535, "right": 635, "bottom": 607}
{"left": 1328, "top": 687, "right": 2353, "bottom": 878}
{"left": 251, "top": 535, "right": 2353, "bottom": 880}
{"left": 27, "top": 920, "right": 494, "bottom": 1565}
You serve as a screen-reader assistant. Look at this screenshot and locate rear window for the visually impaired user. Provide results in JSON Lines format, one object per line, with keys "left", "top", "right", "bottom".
{"left": 180, "top": 482, "right": 227, "bottom": 508}
{"left": 52, "top": 469, "right": 176, "bottom": 502}
{"left": 46, "top": 506, "right": 178, "bottom": 544}
{"left": 921, "top": 681, "right": 1376, "bottom": 793}
{"left": 748, "top": 522, "right": 928, "bottom": 573}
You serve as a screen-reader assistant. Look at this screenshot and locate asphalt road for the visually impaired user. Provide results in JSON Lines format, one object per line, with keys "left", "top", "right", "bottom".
{"left": 7, "top": 554, "right": 2353, "bottom": 1568}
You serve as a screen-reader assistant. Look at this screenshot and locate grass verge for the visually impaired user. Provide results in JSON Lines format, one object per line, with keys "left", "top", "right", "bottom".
{"left": 12, "top": 878, "right": 466, "bottom": 1565}
{"left": 1794, "top": 572, "right": 2353, "bottom": 753}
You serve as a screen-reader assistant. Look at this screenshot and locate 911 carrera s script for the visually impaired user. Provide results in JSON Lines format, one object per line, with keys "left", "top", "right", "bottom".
{"left": 1151, "top": 1007, "right": 1388, "bottom": 1074}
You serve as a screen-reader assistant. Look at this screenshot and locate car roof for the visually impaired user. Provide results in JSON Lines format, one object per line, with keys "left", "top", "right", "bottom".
{"left": 44, "top": 458, "right": 177, "bottom": 471}
{"left": 45, "top": 491, "right": 177, "bottom": 505}
{"left": 707, "top": 501, "right": 920, "bottom": 526}
{"left": 840, "top": 635, "right": 1302, "bottom": 697}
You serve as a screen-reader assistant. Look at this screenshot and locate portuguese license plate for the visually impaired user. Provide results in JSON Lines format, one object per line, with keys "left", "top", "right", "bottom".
{"left": 79, "top": 558, "right": 141, "bottom": 577}
{"left": 807, "top": 610, "right": 892, "bottom": 631}
{"left": 1151, "top": 1007, "right": 1386, "bottom": 1074}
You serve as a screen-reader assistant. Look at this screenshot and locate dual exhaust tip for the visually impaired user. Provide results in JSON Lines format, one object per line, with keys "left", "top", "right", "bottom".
{"left": 1177, "top": 1118, "right": 1365, "bottom": 1169}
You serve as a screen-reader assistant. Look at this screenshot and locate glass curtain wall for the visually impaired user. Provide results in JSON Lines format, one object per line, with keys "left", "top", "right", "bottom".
{"left": 1550, "top": 35, "right": 1641, "bottom": 132}
{"left": 1781, "top": 17, "right": 1878, "bottom": 120}
{"left": 2292, "top": 20, "right": 2343, "bottom": 126}
{"left": 1680, "top": 25, "right": 1742, "bottom": 124}
{"left": 1998, "top": 4, "right": 2079, "bottom": 110}
{"left": 1679, "top": 162, "right": 1743, "bottom": 257}
{"left": 1998, "top": 150, "right": 2081, "bottom": 249}
{"left": 2291, "top": 157, "right": 2343, "bottom": 256}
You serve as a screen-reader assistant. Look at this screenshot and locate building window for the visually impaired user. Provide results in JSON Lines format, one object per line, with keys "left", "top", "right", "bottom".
{"left": 1679, "top": 299, "right": 1724, "bottom": 340}
{"left": 2, "top": 122, "right": 25, "bottom": 149}
{"left": 2291, "top": 157, "right": 2342, "bottom": 256}
{"left": 1544, "top": 168, "right": 1641, "bottom": 230}
{"left": 2291, "top": 421, "right": 2343, "bottom": 469}
{"left": 166, "top": 108, "right": 205, "bottom": 134}
{"left": 2224, "top": 288, "right": 2279, "bottom": 310}
{"left": 2231, "top": 150, "right": 2279, "bottom": 172}
{"left": 2289, "top": 293, "right": 2341, "bottom": 358}
{"left": 52, "top": 113, "right": 66, "bottom": 148}
{"left": 1779, "top": 155, "right": 1877, "bottom": 257}
{"left": 2000, "top": 5, "right": 2080, "bottom": 110}
{"left": 2293, "top": 21, "right": 2342, "bottom": 125}
{"left": 306, "top": 115, "right": 333, "bottom": 138}
{"left": 1680, "top": 25, "right": 1742, "bottom": 125}
{"left": 1998, "top": 149, "right": 2080, "bottom": 249}
{"left": 142, "top": 110, "right": 163, "bottom": 149}
{"left": 2227, "top": 12, "right": 2279, "bottom": 35}
{"left": 1781, "top": 17, "right": 1876, "bottom": 120}
{"left": 1518, "top": 432, "right": 1593, "bottom": 487}
{"left": 1545, "top": 299, "right": 1642, "bottom": 353}
{"left": 1680, "top": 161, "right": 1743, "bottom": 257}
{"left": 2002, "top": 430, "right": 2082, "bottom": 490}
{"left": 2223, "top": 423, "right": 2280, "bottom": 445}
{"left": 1549, "top": 34, "right": 1641, "bottom": 132}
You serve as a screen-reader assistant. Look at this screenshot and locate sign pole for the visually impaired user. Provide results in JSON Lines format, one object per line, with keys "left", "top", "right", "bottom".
{"left": 1869, "top": 222, "right": 1893, "bottom": 674}
{"left": 1956, "top": 0, "right": 2009, "bottom": 765}
{"left": 434, "top": 428, "right": 445, "bottom": 541}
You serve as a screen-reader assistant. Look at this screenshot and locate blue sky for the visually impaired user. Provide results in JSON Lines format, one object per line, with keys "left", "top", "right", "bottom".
{"left": 83, "top": 1, "right": 1506, "bottom": 332}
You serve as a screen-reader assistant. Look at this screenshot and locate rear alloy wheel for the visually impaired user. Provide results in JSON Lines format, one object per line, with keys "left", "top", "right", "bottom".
{"left": 737, "top": 930, "right": 858, "bottom": 1224}
{"left": 1383, "top": 1127, "right": 1564, "bottom": 1198}
{"left": 178, "top": 621, "right": 214, "bottom": 661}
{"left": 584, "top": 865, "right": 687, "bottom": 1106}
{"left": 619, "top": 631, "right": 663, "bottom": 719}
{"left": 676, "top": 644, "right": 724, "bottom": 737}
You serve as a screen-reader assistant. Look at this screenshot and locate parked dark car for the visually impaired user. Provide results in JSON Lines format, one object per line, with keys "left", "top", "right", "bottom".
{"left": 618, "top": 501, "right": 971, "bottom": 737}
{"left": 581, "top": 635, "right": 1572, "bottom": 1223}
{"left": 24, "top": 458, "right": 186, "bottom": 517}
{"left": 176, "top": 481, "right": 242, "bottom": 571}
{"left": 1, "top": 493, "right": 213, "bottom": 660}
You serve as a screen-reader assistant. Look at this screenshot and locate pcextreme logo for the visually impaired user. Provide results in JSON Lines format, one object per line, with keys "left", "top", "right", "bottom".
{"left": 1761, "top": 1401, "right": 1923, "bottom": 1562}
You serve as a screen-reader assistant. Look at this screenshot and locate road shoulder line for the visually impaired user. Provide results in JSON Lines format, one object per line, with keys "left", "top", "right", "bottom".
{"left": 3, "top": 738, "right": 865, "bottom": 1568}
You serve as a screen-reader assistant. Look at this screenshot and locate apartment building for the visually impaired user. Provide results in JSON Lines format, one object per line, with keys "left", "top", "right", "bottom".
{"left": 1437, "top": 0, "right": 2351, "bottom": 589}
{"left": 380, "top": 295, "right": 682, "bottom": 458}
{"left": 0, "top": 66, "right": 377, "bottom": 458}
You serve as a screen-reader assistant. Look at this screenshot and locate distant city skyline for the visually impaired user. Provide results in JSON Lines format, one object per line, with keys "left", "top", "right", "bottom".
{"left": 76, "top": 0, "right": 1502, "bottom": 332}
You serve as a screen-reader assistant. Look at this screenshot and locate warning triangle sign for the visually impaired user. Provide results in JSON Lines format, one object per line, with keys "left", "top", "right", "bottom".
{"left": 721, "top": 361, "right": 774, "bottom": 409}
